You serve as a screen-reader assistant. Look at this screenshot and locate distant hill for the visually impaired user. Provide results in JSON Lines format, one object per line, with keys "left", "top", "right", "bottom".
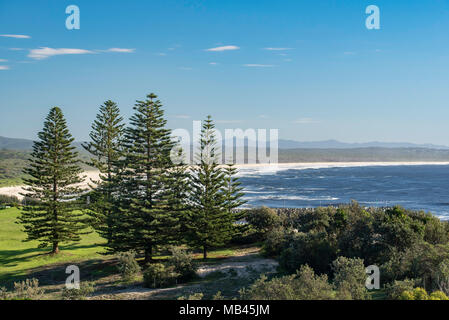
{"left": 2, "top": 135, "right": 448, "bottom": 151}
{"left": 0, "top": 136, "right": 84, "bottom": 151}
{"left": 0, "top": 136, "right": 34, "bottom": 150}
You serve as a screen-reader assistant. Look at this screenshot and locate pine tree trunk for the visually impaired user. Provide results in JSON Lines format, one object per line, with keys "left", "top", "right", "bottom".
{"left": 145, "top": 245, "right": 153, "bottom": 263}
{"left": 203, "top": 246, "right": 207, "bottom": 260}
{"left": 52, "top": 242, "right": 59, "bottom": 254}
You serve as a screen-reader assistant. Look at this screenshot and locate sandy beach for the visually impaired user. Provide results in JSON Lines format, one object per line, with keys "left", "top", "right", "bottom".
{"left": 2, "top": 161, "right": 449, "bottom": 200}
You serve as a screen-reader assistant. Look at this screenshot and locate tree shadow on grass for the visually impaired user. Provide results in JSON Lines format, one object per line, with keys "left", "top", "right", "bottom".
{"left": 0, "top": 243, "right": 109, "bottom": 287}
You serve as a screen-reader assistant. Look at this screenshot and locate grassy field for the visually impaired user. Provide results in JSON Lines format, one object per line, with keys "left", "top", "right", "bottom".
{"left": 0, "top": 207, "right": 108, "bottom": 286}
{"left": 0, "top": 207, "right": 251, "bottom": 289}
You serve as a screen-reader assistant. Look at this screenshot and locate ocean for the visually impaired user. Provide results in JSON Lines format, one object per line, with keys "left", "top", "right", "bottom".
{"left": 237, "top": 164, "right": 449, "bottom": 220}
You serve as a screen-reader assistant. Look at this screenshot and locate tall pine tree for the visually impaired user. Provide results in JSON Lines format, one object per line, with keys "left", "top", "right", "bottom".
{"left": 187, "top": 116, "right": 243, "bottom": 259}
{"left": 82, "top": 100, "right": 125, "bottom": 245}
{"left": 18, "top": 107, "right": 88, "bottom": 254}
{"left": 223, "top": 164, "right": 247, "bottom": 237}
{"left": 112, "top": 93, "right": 177, "bottom": 262}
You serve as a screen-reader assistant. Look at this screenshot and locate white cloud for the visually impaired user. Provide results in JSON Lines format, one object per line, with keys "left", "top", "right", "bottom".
{"left": 28, "top": 47, "right": 95, "bottom": 60}
{"left": 259, "top": 114, "right": 269, "bottom": 119}
{"left": 216, "top": 120, "right": 243, "bottom": 124}
{"left": 292, "top": 118, "right": 319, "bottom": 124}
{"left": 156, "top": 52, "right": 167, "bottom": 56}
{"left": 105, "top": 48, "right": 135, "bottom": 53}
{"left": 0, "top": 34, "right": 30, "bottom": 39}
{"left": 264, "top": 47, "right": 292, "bottom": 51}
{"left": 243, "top": 64, "right": 275, "bottom": 67}
{"left": 8, "top": 48, "right": 24, "bottom": 51}
{"left": 205, "top": 45, "right": 239, "bottom": 52}
{"left": 209, "top": 62, "right": 218, "bottom": 65}
{"left": 173, "top": 114, "right": 191, "bottom": 119}
{"left": 0, "top": 66, "right": 10, "bottom": 70}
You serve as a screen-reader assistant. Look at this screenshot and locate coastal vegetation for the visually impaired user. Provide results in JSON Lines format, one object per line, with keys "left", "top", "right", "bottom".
{"left": 1, "top": 92, "right": 449, "bottom": 300}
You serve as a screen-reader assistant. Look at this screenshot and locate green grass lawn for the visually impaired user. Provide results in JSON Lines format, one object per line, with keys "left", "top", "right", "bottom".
{"left": 0, "top": 207, "right": 108, "bottom": 285}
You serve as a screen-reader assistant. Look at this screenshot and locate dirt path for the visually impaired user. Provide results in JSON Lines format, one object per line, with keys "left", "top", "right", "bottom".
{"left": 91, "top": 250, "right": 278, "bottom": 300}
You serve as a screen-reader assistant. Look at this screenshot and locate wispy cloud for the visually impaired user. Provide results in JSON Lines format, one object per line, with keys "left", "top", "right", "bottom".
{"left": 8, "top": 48, "right": 24, "bottom": 51}
{"left": 259, "top": 114, "right": 269, "bottom": 119}
{"left": 216, "top": 120, "right": 243, "bottom": 124}
{"left": 264, "top": 47, "right": 293, "bottom": 51}
{"left": 243, "top": 64, "right": 275, "bottom": 68}
{"left": 28, "top": 47, "right": 95, "bottom": 60}
{"left": 205, "top": 45, "right": 239, "bottom": 52}
{"left": 292, "top": 118, "right": 319, "bottom": 124}
{"left": 105, "top": 48, "right": 135, "bottom": 53}
{"left": 209, "top": 62, "right": 219, "bottom": 65}
{"left": 0, "top": 59, "right": 7, "bottom": 62}
{"left": 0, "top": 66, "right": 10, "bottom": 70}
{"left": 172, "top": 114, "right": 191, "bottom": 119}
{"left": 27, "top": 47, "right": 135, "bottom": 60}
{"left": 0, "top": 34, "right": 30, "bottom": 39}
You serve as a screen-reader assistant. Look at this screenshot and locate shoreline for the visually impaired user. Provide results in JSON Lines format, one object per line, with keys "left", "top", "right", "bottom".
{"left": 2, "top": 161, "right": 449, "bottom": 199}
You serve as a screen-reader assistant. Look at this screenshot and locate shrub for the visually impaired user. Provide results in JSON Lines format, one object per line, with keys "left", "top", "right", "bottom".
{"left": 116, "top": 250, "right": 141, "bottom": 281}
{"left": 0, "top": 287, "right": 8, "bottom": 300}
{"left": 167, "top": 247, "right": 197, "bottom": 282}
{"left": 143, "top": 263, "right": 179, "bottom": 288}
{"left": 12, "top": 278, "right": 44, "bottom": 300}
{"left": 240, "top": 265, "right": 335, "bottom": 300}
{"left": 400, "top": 287, "right": 429, "bottom": 300}
{"left": 61, "top": 282, "right": 95, "bottom": 300}
{"left": 245, "top": 207, "right": 281, "bottom": 240}
{"left": 178, "top": 293, "right": 204, "bottom": 300}
{"left": 262, "top": 227, "right": 291, "bottom": 257}
{"left": 332, "top": 257, "right": 369, "bottom": 300}
{"left": 429, "top": 291, "right": 449, "bottom": 300}
{"left": 0, "top": 194, "right": 20, "bottom": 206}
{"left": 384, "top": 279, "right": 419, "bottom": 300}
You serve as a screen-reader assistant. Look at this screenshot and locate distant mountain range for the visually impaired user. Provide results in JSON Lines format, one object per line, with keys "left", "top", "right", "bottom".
{"left": 1, "top": 135, "right": 448, "bottom": 151}
{"left": 277, "top": 139, "right": 449, "bottom": 150}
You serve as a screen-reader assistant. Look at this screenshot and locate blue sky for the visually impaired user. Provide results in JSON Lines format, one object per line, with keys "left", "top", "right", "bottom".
{"left": 1, "top": 0, "right": 449, "bottom": 144}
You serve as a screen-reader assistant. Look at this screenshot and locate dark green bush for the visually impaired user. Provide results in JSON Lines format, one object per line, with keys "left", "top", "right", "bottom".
{"left": 245, "top": 207, "right": 281, "bottom": 240}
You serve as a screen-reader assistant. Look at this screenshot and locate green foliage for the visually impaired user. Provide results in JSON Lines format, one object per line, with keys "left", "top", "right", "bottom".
{"left": 61, "top": 282, "right": 95, "bottom": 300}
{"left": 167, "top": 247, "right": 197, "bottom": 282}
{"left": 400, "top": 287, "right": 429, "bottom": 300}
{"left": 18, "top": 107, "right": 89, "bottom": 254}
{"left": 109, "top": 94, "right": 178, "bottom": 261}
{"left": 262, "top": 227, "right": 293, "bottom": 257}
{"left": 82, "top": 100, "right": 125, "bottom": 246}
{"left": 187, "top": 116, "right": 244, "bottom": 259}
{"left": 240, "top": 265, "right": 335, "bottom": 300}
{"left": 116, "top": 250, "right": 141, "bottom": 281}
{"left": 178, "top": 292, "right": 204, "bottom": 300}
{"left": 279, "top": 231, "right": 337, "bottom": 275}
{"left": 332, "top": 257, "right": 369, "bottom": 300}
{"left": 429, "top": 290, "right": 449, "bottom": 300}
{"left": 245, "top": 207, "right": 281, "bottom": 240}
{"left": 384, "top": 279, "right": 419, "bottom": 300}
{"left": 143, "top": 263, "right": 179, "bottom": 288}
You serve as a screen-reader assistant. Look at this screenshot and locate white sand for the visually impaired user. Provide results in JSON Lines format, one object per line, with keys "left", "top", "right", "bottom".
{"left": 2, "top": 161, "right": 449, "bottom": 199}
